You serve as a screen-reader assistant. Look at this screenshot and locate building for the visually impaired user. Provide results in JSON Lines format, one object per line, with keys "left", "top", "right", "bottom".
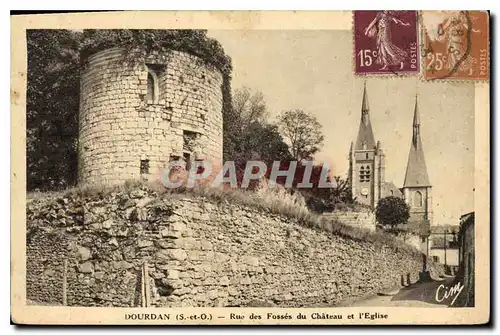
{"left": 348, "top": 84, "right": 433, "bottom": 253}
{"left": 348, "top": 84, "right": 433, "bottom": 226}
{"left": 429, "top": 225, "right": 460, "bottom": 268}
{"left": 456, "top": 212, "right": 475, "bottom": 306}
{"left": 401, "top": 98, "right": 433, "bottom": 225}
{"left": 347, "top": 83, "right": 403, "bottom": 208}
{"left": 78, "top": 47, "right": 224, "bottom": 185}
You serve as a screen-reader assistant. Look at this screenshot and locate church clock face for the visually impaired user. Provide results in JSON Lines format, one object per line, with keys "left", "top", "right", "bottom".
{"left": 360, "top": 187, "right": 369, "bottom": 196}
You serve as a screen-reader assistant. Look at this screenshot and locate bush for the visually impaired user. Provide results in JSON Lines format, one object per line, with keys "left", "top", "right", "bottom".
{"left": 375, "top": 196, "right": 410, "bottom": 227}
{"left": 80, "top": 29, "right": 232, "bottom": 75}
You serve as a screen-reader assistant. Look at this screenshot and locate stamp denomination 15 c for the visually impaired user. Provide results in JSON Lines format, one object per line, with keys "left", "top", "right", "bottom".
{"left": 354, "top": 10, "right": 419, "bottom": 76}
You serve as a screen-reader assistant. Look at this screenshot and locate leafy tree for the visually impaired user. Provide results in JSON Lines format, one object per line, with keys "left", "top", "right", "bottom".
{"left": 277, "top": 109, "right": 325, "bottom": 161}
{"left": 27, "top": 29, "right": 82, "bottom": 191}
{"left": 375, "top": 196, "right": 411, "bottom": 227}
{"left": 223, "top": 87, "right": 291, "bottom": 165}
{"left": 232, "top": 87, "right": 268, "bottom": 130}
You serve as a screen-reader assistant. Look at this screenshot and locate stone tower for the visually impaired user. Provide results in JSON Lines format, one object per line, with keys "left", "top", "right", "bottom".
{"left": 402, "top": 96, "right": 433, "bottom": 224}
{"left": 78, "top": 47, "right": 224, "bottom": 185}
{"left": 348, "top": 83, "right": 385, "bottom": 208}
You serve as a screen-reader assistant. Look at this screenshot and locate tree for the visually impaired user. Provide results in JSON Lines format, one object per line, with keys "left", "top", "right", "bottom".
{"left": 232, "top": 87, "right": 268, "bottom": 131}
{"left": 223, "top": 87, "right": 291, "bottom": 164}
{"left": 375, "top": 196, "right": 411, "bottom": 227}
{"left": 27, "top": 29, "right": 82, "bottom": 191}
{"left": 277, "top": 109, "right": 325, "bottom": 161}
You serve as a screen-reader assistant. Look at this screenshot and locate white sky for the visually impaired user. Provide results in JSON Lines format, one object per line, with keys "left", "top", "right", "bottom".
{"left": 208, "top": 29, "right": 475, "bottom": 226}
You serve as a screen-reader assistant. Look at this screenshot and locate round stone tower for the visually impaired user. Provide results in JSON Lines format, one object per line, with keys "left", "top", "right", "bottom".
{"left": 78, "top": 47, "right": 224, "bottom": 185}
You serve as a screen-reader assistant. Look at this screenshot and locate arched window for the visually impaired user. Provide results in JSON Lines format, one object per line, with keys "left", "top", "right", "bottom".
{"left": 390, "top": 190, "right": 394, "bottom": 196}
{"left": 359, "top": 165, "right": 371, "bottom": 183}
{"left": 146, "top": 66, "right": 159, "bottom": 103}
{"left": 362, "top": 142, "right": 367, "bottom": 150}
{"left": 414, "top": 190, "right": 423, "bottom": 207}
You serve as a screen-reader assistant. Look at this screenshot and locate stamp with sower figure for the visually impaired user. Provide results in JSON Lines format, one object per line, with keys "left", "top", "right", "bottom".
{"left": 421, "top": 11, "right": 489, "bottom": 80}
{"left": 354, "top": 11, "right": 419, "bottom": 76}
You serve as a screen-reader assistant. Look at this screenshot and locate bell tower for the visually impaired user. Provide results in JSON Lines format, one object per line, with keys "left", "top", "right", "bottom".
{"left": 348, "top": 83, "right": 384, "bottom": 208}
{"left": 402, "top": 96, "right": 433, "bottom": 224}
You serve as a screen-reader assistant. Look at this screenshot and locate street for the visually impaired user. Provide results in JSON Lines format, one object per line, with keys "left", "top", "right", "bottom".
{"left": 348, "top": 277, "right": 459, "bottom": 307}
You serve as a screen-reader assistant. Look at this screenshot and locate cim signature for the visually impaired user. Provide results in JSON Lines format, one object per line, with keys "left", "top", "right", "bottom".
{"left": 435, "top": 281, "right": 464, "bottom": 306}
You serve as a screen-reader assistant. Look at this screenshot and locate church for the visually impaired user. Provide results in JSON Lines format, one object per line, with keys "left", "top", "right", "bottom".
{"left": 347, "top": 84, "right": 433, "bottom": 225}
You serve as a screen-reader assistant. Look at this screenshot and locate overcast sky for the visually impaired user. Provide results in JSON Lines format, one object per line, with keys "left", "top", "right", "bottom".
{"left": 208, "top": 29, "right": 475, "bottom": 226}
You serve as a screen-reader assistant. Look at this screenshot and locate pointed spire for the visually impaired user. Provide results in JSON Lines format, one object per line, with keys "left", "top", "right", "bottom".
{"left": 412, "top": 95, "right": 421, "bottom": 148}
{"left": 355, "top": 83, "right": 376, "bottom": 150}
{"left": 403, "top": 96, "right": 431, "bottom": 187}
{"left": 413, "top": 95, "right": 420, "bottom": 126}
{"left": 361, "top": 81, "right": 369, "bottom": 113}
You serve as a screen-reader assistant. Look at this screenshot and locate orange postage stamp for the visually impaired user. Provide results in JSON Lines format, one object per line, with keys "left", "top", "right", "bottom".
{"left": 421, "top": 10, "right": 489, "bottom": 80}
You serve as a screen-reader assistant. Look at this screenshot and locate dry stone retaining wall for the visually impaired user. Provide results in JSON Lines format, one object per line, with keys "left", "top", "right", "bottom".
{"left": 26, "top": 187, "right": 442, "bottom": 307}
{"left": 79, "top": 47, "right": 224, "bottom": 185}
{"left": 322, "top": 211, "right": 376, "bottom": 232}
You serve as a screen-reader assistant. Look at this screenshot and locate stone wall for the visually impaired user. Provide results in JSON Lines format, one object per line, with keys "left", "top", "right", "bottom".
{"left": 26, "top": 186, "right": 443, "bottom": 307}
{"left": 79, "top": 47, "right": 224, "bottom": 185}
{"left": 322, "top": 211, "right": 376, "bottom": 232}
{"left": 456, "top": 214, "right": 474, "bottom": 307}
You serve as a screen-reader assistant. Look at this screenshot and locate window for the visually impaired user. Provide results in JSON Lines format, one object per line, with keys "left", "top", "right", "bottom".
{"left": 140, "top": 159, "right": 150, "bottom": 176}
{"left": 365, "top": 152, "right": 369, "bottom": 159}
{"left": 390, "top": 190, "right": 394, "bottom": 196}
{"left": 432, "top": 256, "right": 439, "bottom": 263}
{"left": 364, "top": 165, "right": 371, "bottom": 182}
{"left": 414, "top": 190, "right": 423, "bottom": 207}
{"left": 146, "top": 72, "right": 154, "bottom": 101}
{"left": 183, "top": 130, "right": 198, "bottom": 152}
{"left": 359, "top": 165, "right": 371, "bottom": 183}
{"left": 362, "top": 142, "right": 367, "bottom": 150}
{"left": 146, "top": 66, "right": 159, "bottom": 103}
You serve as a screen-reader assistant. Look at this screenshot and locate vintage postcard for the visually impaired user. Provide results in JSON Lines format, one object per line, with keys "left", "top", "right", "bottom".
{"left": 11, "top": 11, "right": 490, "bottom": 325}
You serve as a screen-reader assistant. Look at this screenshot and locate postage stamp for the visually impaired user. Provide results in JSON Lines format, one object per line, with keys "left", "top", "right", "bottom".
{"left": 421, "top": 11, "right": 490, "bottom": 80}
{"left": 10, "top": 11, "right": 490, "bottom": 326}
{"left": 354, "top": 10, "right": 419, "bottom": 76}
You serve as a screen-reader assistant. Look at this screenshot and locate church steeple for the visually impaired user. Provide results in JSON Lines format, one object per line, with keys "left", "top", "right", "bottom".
{"left": 355, "top": 83, "right": 376, "bottom": 150}
{"left": 412, "top": 97, "right": 420, "bottom": 148}
{"left": 403, "top": 96, "right": 431, "bottom": 187}
{"left": 361, "top": 81, "right": 370, "bottom": 113}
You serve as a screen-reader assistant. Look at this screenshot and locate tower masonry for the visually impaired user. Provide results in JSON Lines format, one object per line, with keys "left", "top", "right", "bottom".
{"left": 78, "top": 47, "right": 224, "bottom": 185}
{"left": 348, "top": 84, "right": 386, "bottom": 208}
{"left": 348, "top": 83, "right": 404, "bottom": 208}
{"left": 402, "top": 97, "right": 433, "bottom": 224}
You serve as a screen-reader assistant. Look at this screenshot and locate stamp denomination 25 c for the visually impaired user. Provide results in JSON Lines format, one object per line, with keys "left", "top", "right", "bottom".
{"left": 421, "top": 11, "right": 489, "bottom": 80}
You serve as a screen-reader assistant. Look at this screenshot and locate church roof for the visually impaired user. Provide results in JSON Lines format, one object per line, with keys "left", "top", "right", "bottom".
{"left": 403, "top": 98, "right": 431, "bottom": 187}
{"left": 382, "top": 181, "right": 403, "bottom": 198}
{"left": 355, "top": 84, "right": 376, "bottom": 150}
